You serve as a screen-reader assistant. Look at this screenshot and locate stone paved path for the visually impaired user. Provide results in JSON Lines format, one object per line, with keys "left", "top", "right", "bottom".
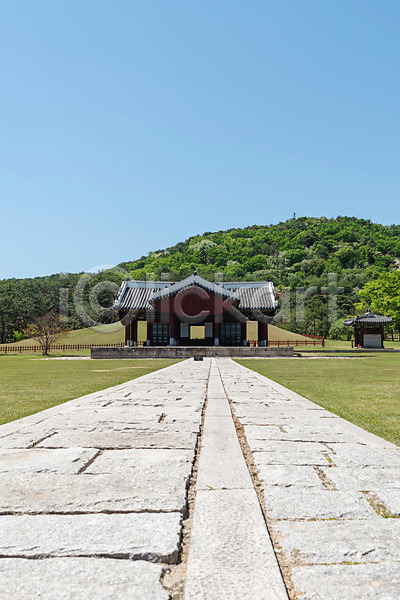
{"left": 220, "top": 358, "right": 400, "bottom": 600}
{"left": 0, "top": 360, "right": 209, "bottom": 599}
{"left": 0, "top": 357, "right": 399, "bottom": 599}
{"left": 184, "top": 361, "right": 288, "bottom": 599}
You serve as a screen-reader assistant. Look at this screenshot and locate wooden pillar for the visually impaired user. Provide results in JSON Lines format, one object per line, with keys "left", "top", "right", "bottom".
{"left": 125, "top": 323, "right": 129, "bottom": 346}
{"left": 241, "top": 320, "right": 247, "bottom": 346}
{"left": 214, "top": 314, "right": 220, "bottom": 346}
{"left": 146, "top": 321, "right": 153, "bottom": 346}
{"left": 214, "top": 296, "right": 223, "bottom": 346}
{"left": 169, "top": 314, "right": 178, "bottom": 346}
{"left": 257, "top": 320, "right": 268, "bottom": 347}
{"left": 360, "top": 326, "right": 364, "bottom": 348}
{"left": 169, "top": 314, "right": 174, "bottom": 345}
{"left": 130, "top": 320, "right": 138, "bottom": 347}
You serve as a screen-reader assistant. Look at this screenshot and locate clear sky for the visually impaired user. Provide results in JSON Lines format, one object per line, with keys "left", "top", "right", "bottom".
{"left": 1, "top": 1, "right": 399, "bottom": 279}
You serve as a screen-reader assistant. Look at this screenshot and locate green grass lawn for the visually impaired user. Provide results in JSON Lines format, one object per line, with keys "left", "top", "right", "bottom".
{"left": 0, "top": 355, "right": 180, "bottom": 425}
{"left": 237, "top": 354, "right": 400, "bottom": 446}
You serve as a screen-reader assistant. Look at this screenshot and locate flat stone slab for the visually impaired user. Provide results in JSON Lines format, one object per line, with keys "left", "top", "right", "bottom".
{"left": 37, "top": 429, "right": 198, "bottom": 450}
{"left": 0, "top": 454, "right": 192, "bottom": 514}
{"left": 0, "top": 424, "right": 60, "bottom": 449}
{"left": 185, "top": 488, "right": 288, "bottom": 600}
{"left": 205, "top": 394, "right": 233, "bottom": 417}
{"left": 319, "top": 465, "right": 400, "bottom": 491}
{"left": 45, "top": 407, "right": 201, "bottom": 428}
{"left": 0, "top": 558, "right": 169, "bottom": 600}
{"left": 263, "top": 487, "right": 377, "bottom": 520}
{"left": 274, "top": 519, "right": 400, "bottom": 564}
{"left": 254, "top": 463, "right": 326, "bottom": 488}
{"left": 85, "top": 448, "right": 192, "bottom": 478}
{"left": 196, "top": 416, "right": 251, "bottom": 490}
{"left": 249, "top": 443, "right": 332, "bottom": 465}
{"left": 0, "top": 513, "right": 181, "bottom": 562}
{"left": 371, "top": 488, "right": 400, "bottom": 516}
{"left": 291, "top": 562, "right": 400, "bottom": 600}
{"left": 0, "top": 447, "right": 97, "bottom": 474}
{"left": 242, "top": 422, "right": 356, "bottom": 443}
{"left": 326, "top": 442, "right": 400, "bottom": 468}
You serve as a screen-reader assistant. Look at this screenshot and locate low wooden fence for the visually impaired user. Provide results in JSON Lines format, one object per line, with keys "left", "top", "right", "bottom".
{"left": 248, "top": 339, "right": 324, "bottom": 347}
{"left": 269, "top": 339, "right": 324, "bottom": 347}
{"left": 0, "top": 342, "right": 128, "bottom": 353}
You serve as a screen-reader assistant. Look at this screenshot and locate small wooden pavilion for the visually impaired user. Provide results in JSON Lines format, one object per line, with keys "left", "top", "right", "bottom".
{"left": 344, "top": 311, "right": 394, "bottom": 348}
{"left": 114, "top": 273, "right": 279, "bottom": 347}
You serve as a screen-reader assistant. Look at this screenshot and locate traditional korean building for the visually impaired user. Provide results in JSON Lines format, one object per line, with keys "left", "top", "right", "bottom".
{"left": 114, "top": 273, "right": 279, "bottom": 347}
{"left": 344, "top": 311, "right": 393, "bottom": 348}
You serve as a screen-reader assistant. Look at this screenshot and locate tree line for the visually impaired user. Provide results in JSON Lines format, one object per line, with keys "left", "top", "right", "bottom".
{"left": 1, "top": 216, "right": 400, "bottom": 342}
{"left": 0, "top": 269, "right": 126, "bottom": 343}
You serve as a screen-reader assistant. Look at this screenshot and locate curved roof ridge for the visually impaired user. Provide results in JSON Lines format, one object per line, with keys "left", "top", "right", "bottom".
{"left": 344, "top": 311, "right": 394, "bottom": 325}
{"left": 149, "top": 274, "right": 239, "bottom": 303}
{"left": 114, "top": 276, "right": 278, "bottom": 312}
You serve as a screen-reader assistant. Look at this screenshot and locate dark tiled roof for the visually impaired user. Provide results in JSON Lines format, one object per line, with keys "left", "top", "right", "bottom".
{"left": 115, "top": 280, "right": 171, "bottom": 310}
{"left": 115, "top": 276, "right": 278, "bottom": 312}
{"left": 344, "top": 311, "right": 394, "bottom": 326}
{"left": 221, "top": 281, "right": 278, "bottom": 310}
{"left": 149, "top": 275, "right": 238, "bottom": 303}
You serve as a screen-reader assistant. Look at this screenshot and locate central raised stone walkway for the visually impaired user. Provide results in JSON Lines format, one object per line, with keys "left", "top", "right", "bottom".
{"left": 0, "top": 358, "right": 399, "bottom": 599}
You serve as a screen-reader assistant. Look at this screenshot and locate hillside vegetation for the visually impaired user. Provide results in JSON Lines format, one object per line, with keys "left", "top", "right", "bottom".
{"left": 120, "top": 216, "right": 400, "bottom": 286}
{"left": 1, "top": 216, "right": 399, "bottom": 342}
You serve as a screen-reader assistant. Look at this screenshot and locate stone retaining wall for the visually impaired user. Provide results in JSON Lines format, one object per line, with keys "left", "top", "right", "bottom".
{"left": 91, "top": 346, "right": 295, "bottom": 359}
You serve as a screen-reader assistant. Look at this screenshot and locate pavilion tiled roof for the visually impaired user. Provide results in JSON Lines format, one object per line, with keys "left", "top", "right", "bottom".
{"left": 114, "top": 280, "right": 172, "bottom": 311}
{"left": 220, "top": 281, "right": 278, "bottom": 311}
{"left": 115, "top": 275, "right": 278, "bottom": 312}
{"left": 344, "top": 311, "right": 394, "bottom": 326}
{"left": 149, "top": 275, "right": 239, "bottom": 303}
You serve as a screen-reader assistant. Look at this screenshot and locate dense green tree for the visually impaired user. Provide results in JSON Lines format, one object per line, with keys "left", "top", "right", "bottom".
{"left": 328, "top": 319, "right": 353, "bottom": 341}
{"left": 356, "top": 272, "right": 400, "bottom": 331}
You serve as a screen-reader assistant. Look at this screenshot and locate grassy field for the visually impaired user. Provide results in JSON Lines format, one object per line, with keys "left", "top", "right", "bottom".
{"left": 0, "top": 356, "right": 180, "bottom": 425}
{"left": 237, "top": 354, "right": 400, "bottom": 446}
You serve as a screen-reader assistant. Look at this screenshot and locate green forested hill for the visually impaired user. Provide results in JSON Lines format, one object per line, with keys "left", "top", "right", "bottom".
{"left": 119, "top": 216, "right": 400, "bottom": 286}
{"left": 117, "top": 216, "right": 400, "bottom": 338}
{"left": 1, "top": 216, "right": 399, "bottom": 342}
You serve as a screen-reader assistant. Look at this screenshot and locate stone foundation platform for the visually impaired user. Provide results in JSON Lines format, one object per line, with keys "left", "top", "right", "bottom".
{"left": 91, "top": 346, "right": 295, "bottom": 359}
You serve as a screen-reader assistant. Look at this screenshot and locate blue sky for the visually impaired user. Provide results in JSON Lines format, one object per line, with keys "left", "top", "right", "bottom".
{"left": 1, "top": 1, "right": 399, "bottom": 279}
